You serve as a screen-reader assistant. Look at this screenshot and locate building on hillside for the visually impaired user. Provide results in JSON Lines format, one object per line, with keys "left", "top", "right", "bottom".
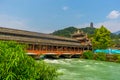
{"left": 0, "top": 27, "right": 92, "bottom": 58}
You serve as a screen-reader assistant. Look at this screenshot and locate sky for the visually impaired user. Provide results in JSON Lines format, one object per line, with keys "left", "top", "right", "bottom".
{"left": 0, "top": 0, "right": 120, "bottom": 33}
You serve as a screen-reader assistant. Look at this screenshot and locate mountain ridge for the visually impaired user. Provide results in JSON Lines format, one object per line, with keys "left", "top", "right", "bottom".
{"left": 52, "top": 26, "right": 120, "bottom": 39}
{"left": 114, "top": 31, "right": 120, "bottom": 35}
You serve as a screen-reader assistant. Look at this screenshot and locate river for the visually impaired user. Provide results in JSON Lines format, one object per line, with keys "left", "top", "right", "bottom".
{"left": 44, "top": 59, "right": 120, "bottom": 80}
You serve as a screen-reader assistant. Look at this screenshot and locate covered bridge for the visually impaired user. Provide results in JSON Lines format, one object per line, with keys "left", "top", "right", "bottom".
{"left": 0, "top": 27, "right": 92, "bottom": 58}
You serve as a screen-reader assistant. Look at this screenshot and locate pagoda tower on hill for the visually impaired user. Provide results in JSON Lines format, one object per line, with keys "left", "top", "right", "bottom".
{"left": 90, "top": 22, "right": 94, "bottom": 28}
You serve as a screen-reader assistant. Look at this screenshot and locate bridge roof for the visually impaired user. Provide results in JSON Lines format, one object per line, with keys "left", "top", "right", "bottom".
{"left": 0, "top": 27, "right": 83, "bottom": 47}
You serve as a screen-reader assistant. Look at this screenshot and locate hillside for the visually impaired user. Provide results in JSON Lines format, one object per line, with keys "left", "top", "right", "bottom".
{"left": 80, "top": 27, "right": 96, "bottom": 35}
{"left": 52, "top": 27, "right": 77, "bottom": 38}
{"left": 52, "top": 26, "right": 96, "bottom": 38}
{"left": 52, "top": 26, "right": 120, "bottom": 39}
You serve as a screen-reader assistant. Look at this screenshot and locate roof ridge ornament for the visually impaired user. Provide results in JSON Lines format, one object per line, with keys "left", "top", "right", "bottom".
{"left": 77, "top": 29, "right": 80, "bottom": 34}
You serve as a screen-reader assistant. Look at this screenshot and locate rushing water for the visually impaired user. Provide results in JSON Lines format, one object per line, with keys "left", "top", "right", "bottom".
{"left": 44, "top": 59, "right": 120, "bottom": 80}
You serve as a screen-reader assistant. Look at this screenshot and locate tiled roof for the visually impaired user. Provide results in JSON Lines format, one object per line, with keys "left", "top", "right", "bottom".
{"left": 0, "top": 27, "right": 83, "bottom": 47}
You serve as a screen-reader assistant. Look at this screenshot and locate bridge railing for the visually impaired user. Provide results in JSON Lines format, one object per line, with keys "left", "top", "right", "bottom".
{"left": 27, "top": 50, "right": 83, "bottom": 55}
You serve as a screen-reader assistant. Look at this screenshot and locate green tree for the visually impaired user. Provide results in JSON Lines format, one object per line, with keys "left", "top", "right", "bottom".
{"left": 92, "top": 25, "right": 112, "bottom": 49}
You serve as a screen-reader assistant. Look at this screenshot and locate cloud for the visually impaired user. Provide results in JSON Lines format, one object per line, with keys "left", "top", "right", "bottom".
{"left": 95, "top": 20, "right": 120, "bottom": 32}
{"left": 76, "top": 23, "right": 90, "bottom": 28}
{"left": 0, "top": 14, "right": 56, "bottom": 33}
{"left": 62, "top": 6, "right": 69, "bottom": 11}
{"left": 0, "top": 14, "right": 31, "bottom": 30}
{"left": 107, "top": 10, "right": 120, "bottom": 19}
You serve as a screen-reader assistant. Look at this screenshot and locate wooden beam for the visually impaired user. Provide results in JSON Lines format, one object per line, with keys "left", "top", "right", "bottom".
{"left": 33, "top": 44, "right": 34, "bottom": 50}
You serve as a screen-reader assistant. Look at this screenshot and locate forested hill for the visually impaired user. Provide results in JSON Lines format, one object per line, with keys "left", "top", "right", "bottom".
{"left": 52, "top": 26, "right": 96, "bottom": 38}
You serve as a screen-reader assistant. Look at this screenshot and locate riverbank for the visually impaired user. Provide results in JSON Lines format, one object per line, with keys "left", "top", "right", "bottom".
{"left": 44, "top": 59, "right": 120, "bottom": 80}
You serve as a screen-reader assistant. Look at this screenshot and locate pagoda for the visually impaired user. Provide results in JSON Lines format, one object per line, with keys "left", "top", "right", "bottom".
{"left": 71, "top": 29, "right": 92, "bottom": 46}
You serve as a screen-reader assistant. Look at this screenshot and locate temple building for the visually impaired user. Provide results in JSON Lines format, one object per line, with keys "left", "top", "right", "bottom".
{"left": 71, "top": 29, "right": 91, "bottom": 47}
{"left": 0, "top": 27, "right": 92, "bottom": 58}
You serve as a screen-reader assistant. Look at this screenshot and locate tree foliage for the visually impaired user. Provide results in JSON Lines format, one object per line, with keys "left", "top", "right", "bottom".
{"left": 80, "top": 27, "right": 96, "bottom": 37}
{"left": 0, "top": 41, "right": 58, "bottom": 80}
{"left": 92, "top": 25, "right": 112, "bottom": 49}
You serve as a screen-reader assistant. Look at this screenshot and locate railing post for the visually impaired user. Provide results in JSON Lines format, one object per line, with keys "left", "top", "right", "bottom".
{"left": 33, "top": 44, "right": 34, "bottom": 50}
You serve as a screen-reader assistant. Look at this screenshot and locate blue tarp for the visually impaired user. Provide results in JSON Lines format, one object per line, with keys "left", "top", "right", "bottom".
{"left": 94, "top": 49, "right": 120, "bottom": 54}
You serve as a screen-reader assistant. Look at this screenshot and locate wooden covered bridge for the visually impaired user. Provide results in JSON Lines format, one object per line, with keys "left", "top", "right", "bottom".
{"left": 0, "top": 27, "right": 92, "bottom": 58}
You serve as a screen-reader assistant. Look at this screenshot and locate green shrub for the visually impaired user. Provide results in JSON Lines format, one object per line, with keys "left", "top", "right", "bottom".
{"left": 82, "top": 50, "right": 94, "bottom": 59}
{"left": 116, "top": 54, "right": 120, "bottom": 63}
{"left": 108, "top": 54, "right": 120, "bottom": 63}
{"left": 0, "top": 41, "right": 58, "bottom": 80}
{"left": 112, "top": 54, "right": 118, "bottom": 60}
{"left": 108, "top": 54, "right": 119, "bottom": 62}
{"left": 95, "top": 52, "right": 106, "bottom": 61}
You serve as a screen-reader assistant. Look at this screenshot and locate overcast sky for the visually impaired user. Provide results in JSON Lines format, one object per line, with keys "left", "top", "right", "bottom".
{"left": 0, "top": 0, "right": 120, "bottom": 33}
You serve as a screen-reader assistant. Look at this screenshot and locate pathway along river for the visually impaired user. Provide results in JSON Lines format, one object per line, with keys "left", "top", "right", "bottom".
{"left": 44, "top": 59, "right": 120, "bottom": 80}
